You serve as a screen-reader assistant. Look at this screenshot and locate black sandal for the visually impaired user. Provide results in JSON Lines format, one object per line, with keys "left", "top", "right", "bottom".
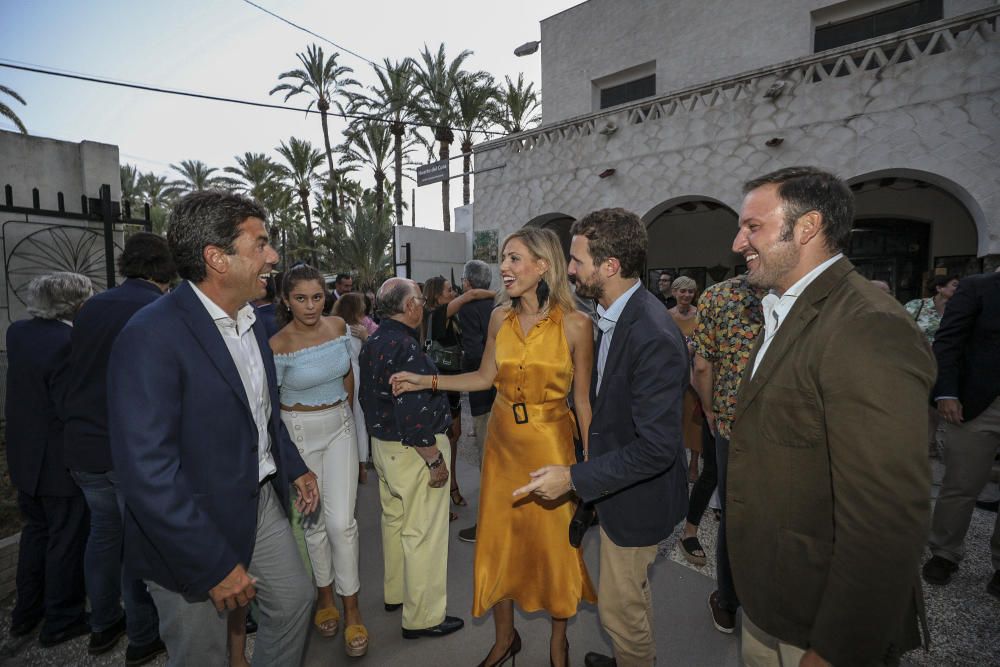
{"left": 450, "top": 487, "right": 467, "bottom": 507}
{"left": 680, "top": 536, "right": 707, "bottom": 566}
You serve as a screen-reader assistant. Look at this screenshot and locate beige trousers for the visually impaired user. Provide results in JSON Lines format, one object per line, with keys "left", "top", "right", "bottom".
{"left": 371, "top": 433, "right": 451, "bottom": 630}
{"left": 597, "top": 527, "right": 659, "bottom": 667}
{"left": 740, "top": 614, "right": 807, "bottom": 667}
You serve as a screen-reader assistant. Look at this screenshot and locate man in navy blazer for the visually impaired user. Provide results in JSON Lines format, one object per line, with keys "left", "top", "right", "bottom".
{"left": 61, "top": 232, "right": 173, "bottom": 662}
{"left": 516, "top": 208, "right": 688, "bottom": 667}
{"left": 924, "top": 269, "right": 1000, "bottom": 598}
{"left": 5, "top": 272, "right": 93, "bottom": 647}
{"left": 108, "top": 191, "right": 319, "bottom": 666}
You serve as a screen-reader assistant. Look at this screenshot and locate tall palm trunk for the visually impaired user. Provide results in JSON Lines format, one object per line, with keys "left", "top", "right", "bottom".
{"left": 299, "top": 189, "right": 318, "bottom": 266}
{"left": 438, "top": 134, "right": 451, "bottom": 231}
{"left": 391, "top": 123, "right": 405, "bottom": 226}
{"left": 461, "top": 139, "right": 473, "bottom": 206}
{"left": 319, "top": 104, "right": 340, "bottom": 225}
{"left": 375, "top": 172, "right": 386, "bottom": 224}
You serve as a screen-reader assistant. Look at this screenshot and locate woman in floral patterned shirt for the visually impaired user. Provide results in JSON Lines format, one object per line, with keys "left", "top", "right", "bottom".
{"left": 903, "top": 274, "right": 959, "bottom": 344}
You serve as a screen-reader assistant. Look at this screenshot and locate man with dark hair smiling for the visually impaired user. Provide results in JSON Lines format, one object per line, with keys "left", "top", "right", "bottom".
{"left": 515, "top": 208, "right": 688, "bottom": 667}
{"left": 108, "top": 191, "right": 319, "bottom": 666}
{"left": 728, "top": 167, "right": 934, "bottom": 667}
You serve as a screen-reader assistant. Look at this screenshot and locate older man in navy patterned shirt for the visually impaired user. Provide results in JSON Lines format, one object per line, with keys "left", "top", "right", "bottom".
{"left": 359, "top": 277, "right": 464, "bottom": 640}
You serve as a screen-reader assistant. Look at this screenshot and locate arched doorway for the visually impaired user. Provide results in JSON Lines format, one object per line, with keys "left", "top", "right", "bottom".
{"left": 642, "top": 197, "right": 740, "bottom": 290}
{"left": 847, "top": 171, "right": 980, "bottom": 302}
{"left": 524, "top": 212, "right": 575, "bottom": 260}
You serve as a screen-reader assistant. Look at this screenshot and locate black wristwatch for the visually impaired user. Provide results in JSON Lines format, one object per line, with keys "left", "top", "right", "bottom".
{"left": 426, "top": 452, "right": 444, "bottom": 470}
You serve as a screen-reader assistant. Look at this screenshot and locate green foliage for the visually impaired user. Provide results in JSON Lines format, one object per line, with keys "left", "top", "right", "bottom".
{"left": 493, "top": 73, "right": 542, "bottom": 134}
{"left": 325, "top": 195, "right": 394, "bottom": 292}
{"left": 0, "top": 84, "right": 27, "bottom": 134}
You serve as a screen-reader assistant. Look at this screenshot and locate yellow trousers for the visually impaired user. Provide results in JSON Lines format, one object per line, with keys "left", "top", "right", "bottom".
{"left": 371, "top": 433, "right": 451, "bottom": 630}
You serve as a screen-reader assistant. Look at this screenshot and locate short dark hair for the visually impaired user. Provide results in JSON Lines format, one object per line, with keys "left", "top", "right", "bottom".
{"left": 167, "top": 190, "right": 269, "bottom": 282}
{"left": 117, "top": 232, "right": 176, "bottom": 283}
{"left": 743, "top": 166, "right": 854, "bottom": 253}
{"left": 926, "top": 273, "right": 959, "bottom": 293}
{"left": 570, "top": 208, "right": 647, "bottom": 278}
{"left": 335, "top": 273, "right": 352, "bottom": 284}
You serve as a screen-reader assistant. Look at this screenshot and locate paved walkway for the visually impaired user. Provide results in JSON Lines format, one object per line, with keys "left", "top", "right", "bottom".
{"left": 1, "top": 416, "right": 996, "bottom": 665}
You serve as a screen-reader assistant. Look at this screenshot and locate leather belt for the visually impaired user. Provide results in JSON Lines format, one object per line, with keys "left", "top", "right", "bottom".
{"left": 494, "top": 395, "right": 570, "bottom": 424}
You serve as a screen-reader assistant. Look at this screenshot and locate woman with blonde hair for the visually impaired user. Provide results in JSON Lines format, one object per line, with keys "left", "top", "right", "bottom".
{"left": 668, "top": 275, "right": 703, "bottom": 482}
{"left": 392, "top": 227, "right": 595, "bottom": 667}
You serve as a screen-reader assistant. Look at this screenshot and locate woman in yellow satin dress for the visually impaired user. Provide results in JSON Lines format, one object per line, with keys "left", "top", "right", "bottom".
{"left": 391, "top": 227, "right": 595, "bottom": 667}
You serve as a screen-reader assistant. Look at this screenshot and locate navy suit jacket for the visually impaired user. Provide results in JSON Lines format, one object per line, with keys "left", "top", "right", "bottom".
{"left": 5, "top": 318, "right": 80, "bottom": 497}
{"left": 62, "top": 278, "right": 163, "bottom": 473}
{"left": 932, "top": 271, "right": 1000, "bottom": 422}
{"left": 571, "top": 286, "right": 689, "bottom": 547}
{"left": 107, "top": 281, "right": 308, "bottom": 598}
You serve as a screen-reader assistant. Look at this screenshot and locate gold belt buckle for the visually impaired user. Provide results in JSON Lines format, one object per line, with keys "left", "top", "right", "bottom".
{"left": 512, "top": 402, "right": 528, "bottom": 424}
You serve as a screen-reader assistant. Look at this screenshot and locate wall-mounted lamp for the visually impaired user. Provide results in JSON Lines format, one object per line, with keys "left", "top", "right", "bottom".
{"left": 765, "top": 137, "right": 784, "bottom": 147}
{"left": 599, "top": 168, "right": 616, "bottom": 179}
{"left": 514, "top": 40, "right": 541, "bottom": 57}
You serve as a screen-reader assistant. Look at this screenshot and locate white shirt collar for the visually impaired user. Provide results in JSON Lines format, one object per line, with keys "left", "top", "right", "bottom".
{"left": 596, "top": 280, "right": 641, "bottom": 327}
{"left": 188, "top": 281, "right": 257, "bottom": 335}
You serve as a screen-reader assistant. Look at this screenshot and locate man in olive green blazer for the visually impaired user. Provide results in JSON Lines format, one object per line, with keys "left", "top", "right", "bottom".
{"left": 727, "top": 167, "right": 935, "bottom": 667}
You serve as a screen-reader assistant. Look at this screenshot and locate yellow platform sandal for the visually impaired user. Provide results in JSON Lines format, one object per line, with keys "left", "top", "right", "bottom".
{"left": 314, "top": 606, "right": 340, "bottom": 637}
{"left": 345, "top": 624, "right": 368, "bottom": 657}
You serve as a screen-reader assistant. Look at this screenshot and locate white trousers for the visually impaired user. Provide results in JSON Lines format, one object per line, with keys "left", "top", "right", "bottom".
{"left": 282, "top": 404, "right": 360, "bottom": 595}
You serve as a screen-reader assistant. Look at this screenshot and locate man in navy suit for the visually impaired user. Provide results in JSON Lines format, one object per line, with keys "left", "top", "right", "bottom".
{"left": 5, "top": 272, "right": 93, "bottom": 647}
{"left": 924, "top": 269, "right": 1000, "bottom": 598}
{"left": 62, "top": 232, "right": 173, "bottom": 663}
{"left": 108, "top": 191, "right": 319, "bottom": 666}
{"left": 515, "top": 208, "right": 688, "bottom": 667}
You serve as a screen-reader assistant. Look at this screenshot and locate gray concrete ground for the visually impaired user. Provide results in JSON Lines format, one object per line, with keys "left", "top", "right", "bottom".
{"left": 0, "top": 410, "right": 996, "bottom": 666}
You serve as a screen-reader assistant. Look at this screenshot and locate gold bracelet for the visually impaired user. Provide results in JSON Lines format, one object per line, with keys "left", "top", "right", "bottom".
{"left": 431, "top": 374, "right": 439, "bottom": 392}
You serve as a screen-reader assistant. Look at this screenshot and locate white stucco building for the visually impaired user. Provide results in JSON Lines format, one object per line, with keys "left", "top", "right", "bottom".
{"left": 472, "top": 0, "right": 1000, "bottom": 301}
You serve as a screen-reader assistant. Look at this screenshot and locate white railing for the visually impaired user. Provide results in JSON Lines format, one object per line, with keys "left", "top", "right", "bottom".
{"left": 478, "top": 7, "right": 999, "bottom": 155}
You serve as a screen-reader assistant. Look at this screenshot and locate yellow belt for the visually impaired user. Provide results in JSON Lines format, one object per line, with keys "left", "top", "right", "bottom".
{"left": 494, "top": 395, "right": 571, "bottom": 424}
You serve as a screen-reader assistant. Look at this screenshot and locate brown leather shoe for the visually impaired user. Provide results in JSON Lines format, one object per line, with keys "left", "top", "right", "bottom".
{"left": 708, "top": 590, "right": 735, "bottom": 634}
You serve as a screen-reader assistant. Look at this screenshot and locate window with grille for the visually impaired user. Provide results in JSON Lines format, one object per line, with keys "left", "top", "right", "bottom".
{"left": 814, "top": 0, "right": 943, "bottom": 52}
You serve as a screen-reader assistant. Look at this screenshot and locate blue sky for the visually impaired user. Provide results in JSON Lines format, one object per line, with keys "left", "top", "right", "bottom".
{"left": 1, "top": 0, "right": 577, "bottom": 228}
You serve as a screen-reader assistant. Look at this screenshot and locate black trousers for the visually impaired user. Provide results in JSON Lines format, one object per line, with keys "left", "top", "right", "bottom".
{"left": 13, "top": 490, "right": 89, "bottom": 635}
{"left": 686, "top": 422, "right": 718, "bottom": 526}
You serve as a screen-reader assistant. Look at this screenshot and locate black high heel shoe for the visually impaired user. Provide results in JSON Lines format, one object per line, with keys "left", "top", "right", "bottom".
{"left": 476, "top": 629, "right": 521, "bottom": 667}
{"left": 550, "top": 638, "right": 569, "bottom": 667}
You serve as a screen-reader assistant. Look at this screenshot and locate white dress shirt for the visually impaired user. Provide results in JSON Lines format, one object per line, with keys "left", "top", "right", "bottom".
{"left": 595, "top": 280, "right": 641, "bottom": 394}
{"left": 190, "top": 282, "right": 277, "bottom": 482}
{"left": 751, "top": 253, "right": 843, "bottom": 378}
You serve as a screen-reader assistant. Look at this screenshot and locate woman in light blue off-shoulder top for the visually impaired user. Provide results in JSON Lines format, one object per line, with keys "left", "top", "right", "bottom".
{"left": 269, "top": 264, "right": 368, "bottom": 657}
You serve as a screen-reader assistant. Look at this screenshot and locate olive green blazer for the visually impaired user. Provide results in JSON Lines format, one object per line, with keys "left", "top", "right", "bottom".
{"left": 728, "top": 257, "right": 935, "bottom": 666}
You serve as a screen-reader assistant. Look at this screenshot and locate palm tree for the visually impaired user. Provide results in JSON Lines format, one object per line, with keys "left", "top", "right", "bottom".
{"left": 454, "top": 73, "right": 498, "bottom": 206}
{"left": 276, "top": 137, "right": 325, "bottom": 266}
{"left": 329, "top": 195, "right": 393, "bottom": 292}
{"left": 0, "top": 85, "right": 27, "bottom": 134}
{"left": 120, "top": 164, "right": 141, "bottom": 214}
{"left": 169, "top": 159, "right": 228, "bottom": 193}
{"left": 410, "top": 44, "right": 474, "bottom": 231}
{"left": 137, "top": 172, "right": 175, "bottom": 235}
{"left": 340, "top": 120, "right": 412, "bottom": 225}
{"left": 270, "top": 44, "right": 358, "bottom": 225}
{"left": 225, "top": 152, "right": 281, "bottom": 208}
{"left": 364, "top": 58, "right": 420, "bottom": 226}
{"left": 493, "top": 73, "right": 542, "bottom": 134}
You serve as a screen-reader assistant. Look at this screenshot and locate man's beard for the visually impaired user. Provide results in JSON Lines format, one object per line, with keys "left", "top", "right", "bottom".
{"left": 746, "top": 238, "right": 799, "bottom": 290}
{"left": 574, "top": 274, "right": 605, "bottom": 300}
